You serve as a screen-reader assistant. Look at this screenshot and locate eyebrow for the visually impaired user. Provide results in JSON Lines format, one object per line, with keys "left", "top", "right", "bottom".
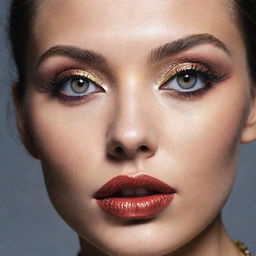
{"left": 37, "top": 45, "right": 107, "bottom": 67}
{"left": 37, "top": 33, "right": 231, "bottom": 67}
{"left": 149, "top": 33, "right": 231, "bottom": 62}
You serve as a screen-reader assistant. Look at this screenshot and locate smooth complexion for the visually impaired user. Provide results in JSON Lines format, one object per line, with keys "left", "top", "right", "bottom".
{"left": 16, "top": 0, "right": 256, "bottom": 255}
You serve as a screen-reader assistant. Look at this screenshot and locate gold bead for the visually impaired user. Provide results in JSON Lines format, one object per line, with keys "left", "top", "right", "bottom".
{"left": 234, "top": 240, "right": 252, "bottom": 256}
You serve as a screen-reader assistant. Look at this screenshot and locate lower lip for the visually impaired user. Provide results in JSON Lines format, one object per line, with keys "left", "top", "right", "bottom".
{"left": 95, "top": 193, "right": 174, "bottom": 220}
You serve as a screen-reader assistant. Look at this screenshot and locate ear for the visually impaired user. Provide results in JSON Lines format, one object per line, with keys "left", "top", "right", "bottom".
{"left": 240, "top": 88, "right": 256, "bottom": 144}
{"left": 12, "top": 83, "right": 39, "bottom": 159}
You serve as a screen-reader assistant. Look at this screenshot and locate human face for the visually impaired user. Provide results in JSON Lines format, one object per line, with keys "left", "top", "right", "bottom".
{"left": 21, "top": 0, "right": 253, "bottom": 255}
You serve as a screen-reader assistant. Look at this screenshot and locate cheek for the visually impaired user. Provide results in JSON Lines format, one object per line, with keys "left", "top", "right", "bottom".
{"left": 25, "top": 92, "right": 110, "bottom": 161}
{"left": 163, "top": 79, "right": 248, "bottom": 164}
{"left": 23, "top": 94, "right": 112, "bottom": 216}
{"left": 159, "top": 80, "right": 249, "bottom": 211}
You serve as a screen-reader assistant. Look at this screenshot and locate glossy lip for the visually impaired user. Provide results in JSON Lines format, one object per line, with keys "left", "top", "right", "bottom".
{"left": 94, "top": 174, "right": 176, "bottom": 220}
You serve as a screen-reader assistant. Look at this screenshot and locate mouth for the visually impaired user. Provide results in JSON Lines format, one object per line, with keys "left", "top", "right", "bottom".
{"left": 94, "top": 174, "right": 176, "bottom": 220}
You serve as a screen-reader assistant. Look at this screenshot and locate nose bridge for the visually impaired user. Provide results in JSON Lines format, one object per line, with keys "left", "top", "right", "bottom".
{"left": 106, "top": 77, "right": 158, "bottom": 160}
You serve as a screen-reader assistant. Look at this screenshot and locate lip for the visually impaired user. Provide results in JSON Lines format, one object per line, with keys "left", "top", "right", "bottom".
{"left": 94, "top": 174, "right": 176, "bottom": 220}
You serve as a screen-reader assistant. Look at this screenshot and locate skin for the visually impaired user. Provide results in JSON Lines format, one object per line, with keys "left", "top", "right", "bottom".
{"left": 15, "top": 0, "right": 256, "bottom": 255}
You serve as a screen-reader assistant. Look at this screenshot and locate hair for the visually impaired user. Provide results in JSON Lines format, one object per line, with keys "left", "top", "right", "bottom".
{"left": 8, "top": 0, "right": 256, "bottom": 98}
{"left": 233, "top": 0, "right": 256, "bottom": 94}
{"left": 8, "top": 0, "right": 36, "bottom": 99}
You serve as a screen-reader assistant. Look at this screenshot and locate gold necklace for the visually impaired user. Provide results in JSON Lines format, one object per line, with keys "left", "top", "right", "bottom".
{"left": 234, "top": 240, "right": 252, "bottom": 256}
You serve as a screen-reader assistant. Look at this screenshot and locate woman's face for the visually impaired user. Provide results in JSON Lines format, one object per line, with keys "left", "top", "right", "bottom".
{"left": 20, "top": 0, "right": 255, "bottom": 255}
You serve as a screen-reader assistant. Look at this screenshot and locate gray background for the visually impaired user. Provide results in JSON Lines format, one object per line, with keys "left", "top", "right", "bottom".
{"left": 0, "top": 1, "right": 255, "bottom": 256}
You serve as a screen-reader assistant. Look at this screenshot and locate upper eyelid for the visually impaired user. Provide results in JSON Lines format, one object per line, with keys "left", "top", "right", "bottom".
{"left": 41, "top": 60, "right": 220, "bottom": 91}
{"left": 56, "top": 69, "right": 107, "bottom": 89}
{"left": 157, "top": 62, "right": 211, "bottom": 84}
{"left": 59, "top": 66, "right": 209, "bottom": 91}
{"left": 36, "top": 68, "right": 107, "bottom": 94}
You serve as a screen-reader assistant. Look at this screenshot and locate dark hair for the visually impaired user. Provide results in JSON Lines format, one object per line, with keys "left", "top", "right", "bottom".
{"left": 8, "top": 0, "right": 256, "bottom": 98}
{"left": 9, "top": 0, "right": 36, "bottom": 98}
{"left": 233, "top": 0, "right": 256, "bottom": 92}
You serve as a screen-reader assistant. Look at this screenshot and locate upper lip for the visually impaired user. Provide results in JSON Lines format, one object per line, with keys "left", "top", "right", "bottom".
{"left": 94, "top": 174, "right": 176, "bottom": 199}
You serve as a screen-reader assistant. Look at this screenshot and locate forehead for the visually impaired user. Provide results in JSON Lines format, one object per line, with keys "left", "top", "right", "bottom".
{"left": 33, "top": 0, "right": 243, "bottom": 62}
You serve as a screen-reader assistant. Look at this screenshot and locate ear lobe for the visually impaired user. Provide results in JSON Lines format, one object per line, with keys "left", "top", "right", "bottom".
{"left": 12, "top": 83, "right": 39, "bottom": 159}
{"left": 240, "top": 88, "right": 256, "bottom": 144}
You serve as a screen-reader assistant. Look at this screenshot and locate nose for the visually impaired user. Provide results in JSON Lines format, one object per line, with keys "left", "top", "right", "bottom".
{"left": 107, "top": 128, "right": 157, "bottom": 160}
{"left": 106, "top": 88, "right": 158, "bottom": 161}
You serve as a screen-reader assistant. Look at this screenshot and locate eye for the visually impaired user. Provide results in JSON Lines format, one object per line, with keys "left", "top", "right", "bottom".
{"left": 60, "top": 76, "right": 100, "bottom": 96}
{"left": 166, "top": 71, "right": 207, "bottom": 92}
{"left": 159, "top": 63, "right": 226, "bottom": 99}
{"left": 44, "top": 70, "right": 106, "bottom": 102}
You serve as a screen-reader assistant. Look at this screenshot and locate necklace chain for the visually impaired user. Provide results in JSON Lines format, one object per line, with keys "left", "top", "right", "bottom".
{"left": 235, "top": 240, "right": 252, "bottom": 256}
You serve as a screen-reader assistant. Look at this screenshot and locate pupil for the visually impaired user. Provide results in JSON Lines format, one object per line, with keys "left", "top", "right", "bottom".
{"left": 183, "top": 74, "right": 191, "bottom": 83}
{"left": 71, "top": 78, "right": 89, "bottom": 94}
{"left": 177, "top": 73, "right": 197, "bottom": 89}
{"left": 77, "top": 79, "right": 85, "bottom": 87}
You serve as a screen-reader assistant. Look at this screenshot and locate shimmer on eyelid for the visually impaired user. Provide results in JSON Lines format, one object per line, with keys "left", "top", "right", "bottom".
{"left": 158, "top": 63, "right": 202, "bottom": 84}
{"left": 68, "top": 70, "right": 104, "bottom": 87}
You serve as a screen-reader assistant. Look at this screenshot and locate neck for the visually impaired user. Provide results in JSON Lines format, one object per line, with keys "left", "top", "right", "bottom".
{"left": 165, "top": 215, "right": 241, "bottom": 256}
{"left": 79, "top": 215, "right": 241, "bottom": 256}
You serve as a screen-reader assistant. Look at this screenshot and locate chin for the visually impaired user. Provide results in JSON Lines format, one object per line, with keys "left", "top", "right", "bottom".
{"left": 79, "top": 224, "right": 188, "bottom": 256}
{"left": 86, "top": 241, "right": 173, "bottom": 256}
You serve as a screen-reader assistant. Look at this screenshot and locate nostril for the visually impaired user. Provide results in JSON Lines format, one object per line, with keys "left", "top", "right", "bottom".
{"left": 109, "top": 144, "right": 154, "bottom": 160}
{"left": 115, "top": 146, "right": 124, "bottom": 154}
{"left": 140, "top": 145, "right": 149, "bottom": 152}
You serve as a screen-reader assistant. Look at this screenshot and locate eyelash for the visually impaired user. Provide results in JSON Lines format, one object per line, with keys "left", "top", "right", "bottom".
{"left": 46, "top": 72, "right": 104, "bottom": 103}
{"left": 159, "top": 64, "right": 226, "bottom": 100}
{"left": 43, "top": 63, "right": 226, "bottom": 103}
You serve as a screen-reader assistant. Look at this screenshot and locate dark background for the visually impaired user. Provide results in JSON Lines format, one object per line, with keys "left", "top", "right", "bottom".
{"left": 0, "top": 1, "right": 255, "bottom": 255}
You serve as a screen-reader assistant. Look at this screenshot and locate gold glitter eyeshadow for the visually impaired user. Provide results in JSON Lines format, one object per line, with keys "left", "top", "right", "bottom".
{"left": 61, "top": 69, "right": 106, "bottom": 90}
{"left": 158, "top": 62, "right": 209, "bottom": 86}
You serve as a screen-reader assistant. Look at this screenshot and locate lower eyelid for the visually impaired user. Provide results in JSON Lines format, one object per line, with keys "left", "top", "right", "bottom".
{"left": 54, "top": 92, "right": 101, "bottom": 105}
{"left": 163, "top": 83, "right": 214, "bottom": 100}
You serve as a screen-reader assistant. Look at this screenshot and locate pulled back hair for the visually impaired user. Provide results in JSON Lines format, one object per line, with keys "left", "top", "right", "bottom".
{"left": 234, "top": 1, "right": 256, "bottom": 83}
{"left": 9, "top": 0, "right": 37, "bottom": 98}
{"left": 8, "top": 0, "right": 256, "bottom": 98}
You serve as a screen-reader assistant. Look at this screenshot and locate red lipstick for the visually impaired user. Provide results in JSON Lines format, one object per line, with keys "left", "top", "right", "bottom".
{"left": 94, "top": 174, "right": 176, "bottom": 220}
